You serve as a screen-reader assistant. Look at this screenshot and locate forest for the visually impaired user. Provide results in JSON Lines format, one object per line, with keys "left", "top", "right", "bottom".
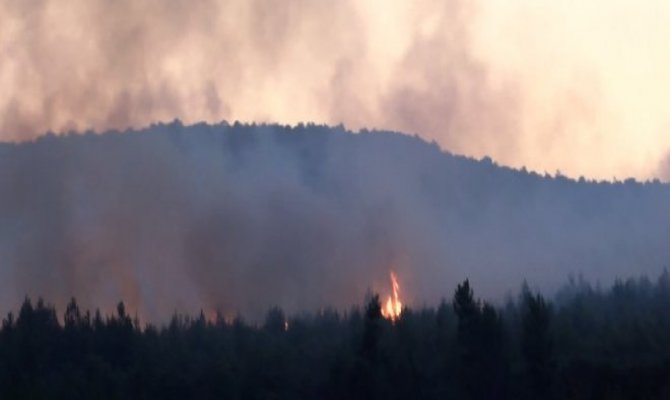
{"left": 1, "top": 273, "right": 670, "bottom": 399}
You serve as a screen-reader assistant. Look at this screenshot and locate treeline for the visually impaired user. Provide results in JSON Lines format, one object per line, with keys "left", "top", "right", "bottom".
{"left": 2, "top": 273, "right": 670, "bottom": 399}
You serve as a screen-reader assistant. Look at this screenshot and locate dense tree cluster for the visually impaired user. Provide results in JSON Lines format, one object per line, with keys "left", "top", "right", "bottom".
{"left": 1, "top": 273, "right": 670, "bottom": 399}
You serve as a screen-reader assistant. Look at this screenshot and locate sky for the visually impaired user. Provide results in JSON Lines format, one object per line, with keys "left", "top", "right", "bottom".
{"left": 1, "top": 0, "right": 670, "bottom": 180}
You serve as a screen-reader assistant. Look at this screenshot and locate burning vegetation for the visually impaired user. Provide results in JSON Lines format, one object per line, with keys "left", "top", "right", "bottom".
{"left": 381, "top": 271, "right": 403, "bottom": 321}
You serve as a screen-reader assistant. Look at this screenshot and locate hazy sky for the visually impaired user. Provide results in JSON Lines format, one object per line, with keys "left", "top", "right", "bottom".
{"left": 2, "top": 0, "right": 670, "bottom": 180}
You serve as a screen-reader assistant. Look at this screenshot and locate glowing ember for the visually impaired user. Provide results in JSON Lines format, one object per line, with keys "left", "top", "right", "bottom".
{"left": 381, "top": 271, "right": 402, "bottom": 321}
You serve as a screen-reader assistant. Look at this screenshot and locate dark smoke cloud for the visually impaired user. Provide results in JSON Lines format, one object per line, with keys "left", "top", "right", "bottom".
{"left": 0, "top": 123, "right": 669, "bottom": 322}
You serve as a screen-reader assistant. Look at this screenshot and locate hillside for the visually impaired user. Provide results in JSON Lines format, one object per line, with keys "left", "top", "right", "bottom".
{"left": 0, "top": 121, "right": 668, "bottom": 319}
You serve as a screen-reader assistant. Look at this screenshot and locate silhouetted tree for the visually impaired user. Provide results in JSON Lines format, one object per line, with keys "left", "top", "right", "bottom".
{"left": 521, "top": 287, "right": 554, "bottom": 398}
{"left": 64, "top": 297, "right": 82, "bottom": 330}
{"left": 264, "top": 307, "right": 287, "bottom": 334}
{"left": 351, "top": 294, "right": 384, "bottom": 399}
{"left": 453, "top": 280, "right": 508, "bottom": 399}
{"left": 453, "top": 280, "right": 481, "bottom": 399}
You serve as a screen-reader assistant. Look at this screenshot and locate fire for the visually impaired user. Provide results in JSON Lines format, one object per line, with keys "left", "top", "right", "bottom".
{"left": 381, "top": 271, "right": 402, "bottom": 321}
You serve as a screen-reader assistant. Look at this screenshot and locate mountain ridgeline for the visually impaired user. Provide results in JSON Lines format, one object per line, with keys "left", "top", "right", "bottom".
{"left": 0, "top": 121, "right": 668, "bottom": 320}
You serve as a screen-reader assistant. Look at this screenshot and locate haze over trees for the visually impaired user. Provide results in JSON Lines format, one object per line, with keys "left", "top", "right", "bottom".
{"left": 0, "top": 122, "right": 668, "bottom": 320}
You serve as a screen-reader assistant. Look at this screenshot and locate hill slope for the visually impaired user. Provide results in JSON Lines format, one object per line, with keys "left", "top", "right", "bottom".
{"left": 0, "top": 121, "right": 668, "bottom": 319}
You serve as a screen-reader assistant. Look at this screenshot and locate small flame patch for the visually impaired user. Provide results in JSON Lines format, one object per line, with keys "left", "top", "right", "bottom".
{"left": 381, "top": 271, "right": 402, "bottom": 321}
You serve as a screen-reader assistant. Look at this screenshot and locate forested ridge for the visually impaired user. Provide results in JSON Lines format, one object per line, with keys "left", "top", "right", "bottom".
{"left": 2, "top": 273, "right": 670, "bottom": 399}
{"left": 1, "top": 122, "right": 670, "bottom": 319}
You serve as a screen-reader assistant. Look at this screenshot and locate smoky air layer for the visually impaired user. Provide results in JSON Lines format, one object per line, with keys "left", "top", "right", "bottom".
{"left": 3, "top": 0, "right": 670, "bottom": 180}
{"left": 0, "top": 122, "right": 668, "bottom": 322}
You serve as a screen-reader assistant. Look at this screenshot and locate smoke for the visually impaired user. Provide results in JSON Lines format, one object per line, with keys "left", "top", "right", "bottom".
{"left": 0, "top": 123, "right": 450, "bottom": 320}
{"left": 3, "top": 0, "right": 670, "bottom": 180}
{"left": 1, "top": 122, "right": 669, "bottom": 322}
{"left": 659, "top": 152, "right": 670, "bottom": 181}
{"left": 0, "top": 0, "right": 368, "bottom": 136}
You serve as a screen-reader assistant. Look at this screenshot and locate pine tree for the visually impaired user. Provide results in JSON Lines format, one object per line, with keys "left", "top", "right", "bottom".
{"left": 521, "top": 287, "right": 554, "bottom": 398}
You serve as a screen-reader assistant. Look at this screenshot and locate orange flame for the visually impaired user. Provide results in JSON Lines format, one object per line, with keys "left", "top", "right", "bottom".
{"left": 381, "top": 271, "right": 402, "bottom": 321}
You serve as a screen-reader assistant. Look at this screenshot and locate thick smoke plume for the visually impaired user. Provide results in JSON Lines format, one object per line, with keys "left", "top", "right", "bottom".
{"left": 0, "top": 123, "right": 668, "bottom": 322}
{"left": 3, "top": 0, "right": 670, "bottom": 179}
